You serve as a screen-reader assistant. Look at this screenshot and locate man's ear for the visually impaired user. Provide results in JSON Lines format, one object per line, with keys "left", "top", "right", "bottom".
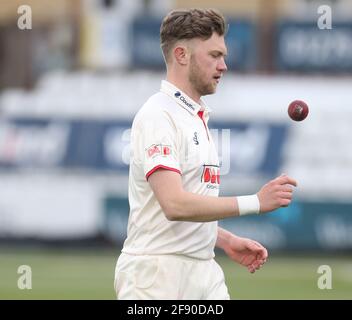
{"left": 173, "top": 45, "right": 189, "bottom": 65}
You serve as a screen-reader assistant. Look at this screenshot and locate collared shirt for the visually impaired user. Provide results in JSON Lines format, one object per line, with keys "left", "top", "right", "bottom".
{"left": 122, "top": 80, "right": 220, "bottom": 260}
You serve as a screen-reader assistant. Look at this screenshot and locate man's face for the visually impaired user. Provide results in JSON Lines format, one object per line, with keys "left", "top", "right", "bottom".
{"left": 188, "top": 33, "right": 228, "bottom": 96}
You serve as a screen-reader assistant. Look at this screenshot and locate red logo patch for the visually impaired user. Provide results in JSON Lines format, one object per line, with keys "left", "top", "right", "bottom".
{"left": 147, "top": 145, "right": 161, "bottom": 158}
{"left": 146, "top": 144, "right": 172, "bottom": 158}
{"left": 162, "top": 146, "right": 170, "bottom": 155}
{"left": 201, "top": 166, "right": 220, "bottom": 184}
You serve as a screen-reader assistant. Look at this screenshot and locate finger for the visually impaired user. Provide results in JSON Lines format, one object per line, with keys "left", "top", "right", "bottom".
{"left": 278, "top": 192, "right": 293, "bottom": 200}
{"left": 254, "top": 258, "right": 267, "bottom": 267}
{"left": 248, "top": 266, "right": 255, "bottom": 273}
{"left": 253, "top": 249, "right": 268, "bottom": 262}
{"left": 281, "top": 185, "right": 294, "bottom": 192}
{"left": 252, "top": 242, "right": 268, "bottom": 259}
{"left": 280, "top": 198, "right": 291, "bottom": 207}
{"left": 276, "top": 175, "right": 298, "bottom": 187}
{"left": 250, "top": 262, "right": 262, "bottom": 272}
{"left": 253, "top": 240, "right": 265, "bottom": 248}
{"left": 276, "top": 175, "right": 297, "bottom": 187}
{"left": 247, "top": 241, "right": 267, "bottom": 256}
{"left": 258, "top": 259, "right": 267, "bottom": 266}
{"left": 253, "top": 260, "right": 264, "bottom": 269}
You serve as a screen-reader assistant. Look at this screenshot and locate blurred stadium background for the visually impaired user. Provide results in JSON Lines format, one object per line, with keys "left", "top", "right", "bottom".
{"left": 0, "top": 0, "right": 351, "bottom": 300}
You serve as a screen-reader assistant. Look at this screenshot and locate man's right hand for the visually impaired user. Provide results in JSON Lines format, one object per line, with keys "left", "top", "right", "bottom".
{"left": 257, "top": 174, "right": 298, "bottom": 213}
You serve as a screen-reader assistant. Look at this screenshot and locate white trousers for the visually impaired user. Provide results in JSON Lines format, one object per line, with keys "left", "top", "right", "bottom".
{"left": 114, "top": 253, "right": 230, "bottom": 300}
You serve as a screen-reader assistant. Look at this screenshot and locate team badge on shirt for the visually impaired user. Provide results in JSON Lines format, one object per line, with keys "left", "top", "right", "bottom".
{"left": 201, "top": 165, "right": 220, "bottom": 186}
{"left": 146, "top": 144, "right": 171, "bottom": 158}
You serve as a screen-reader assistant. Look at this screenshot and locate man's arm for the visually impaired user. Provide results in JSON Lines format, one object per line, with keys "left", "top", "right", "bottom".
{"left": 148, "top": 169, "right": 297, "bottom": 222}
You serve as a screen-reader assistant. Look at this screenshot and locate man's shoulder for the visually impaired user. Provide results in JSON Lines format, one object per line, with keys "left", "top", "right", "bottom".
{"left": 135, "top": 91, "right": 176, "bottom": 121}
{"left": 144, "top": 91, "right": 175, "bottom": 110}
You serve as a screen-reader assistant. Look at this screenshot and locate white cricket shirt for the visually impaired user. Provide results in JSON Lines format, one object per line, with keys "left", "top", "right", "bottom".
{"left": 122, "top": 80, "right": 220, "bottom": 260}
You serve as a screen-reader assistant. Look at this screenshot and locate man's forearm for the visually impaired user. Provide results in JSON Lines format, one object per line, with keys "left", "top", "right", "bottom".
{"left": 149, "top": 169, "right": 296, "bottom": 222}
{"left": 165, "top": 190, "right": 240, "bottom": 222}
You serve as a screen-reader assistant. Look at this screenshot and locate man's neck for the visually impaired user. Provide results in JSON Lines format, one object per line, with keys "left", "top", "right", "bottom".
{"left": 166, "top": 74, "right": 201, "bottom": 104}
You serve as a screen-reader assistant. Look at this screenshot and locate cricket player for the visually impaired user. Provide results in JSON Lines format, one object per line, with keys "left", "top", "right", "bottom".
{"left": 114, "top": 8, "right": 297, "bottom": 300}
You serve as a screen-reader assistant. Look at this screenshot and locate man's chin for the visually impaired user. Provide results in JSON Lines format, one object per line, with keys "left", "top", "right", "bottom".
{"left": 207, "top": 87, "right": 217, "bottom": 95}
{"left": 201, "top": 85, "right": 217, "bottom": 96}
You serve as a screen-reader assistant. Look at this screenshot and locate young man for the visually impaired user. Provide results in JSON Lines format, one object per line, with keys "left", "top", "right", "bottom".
{"left": 115, "top": 8, "right": 297, "bottom": 299}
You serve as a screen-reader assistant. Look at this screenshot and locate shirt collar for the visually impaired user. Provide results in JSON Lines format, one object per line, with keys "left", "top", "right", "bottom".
{"left": 160, "top": 80, "right": 212, "bottom": 116}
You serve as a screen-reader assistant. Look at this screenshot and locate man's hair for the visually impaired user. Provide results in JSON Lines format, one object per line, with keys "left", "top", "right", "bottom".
{"left": 160, "top": 8, "right": 226, "bottom": 63}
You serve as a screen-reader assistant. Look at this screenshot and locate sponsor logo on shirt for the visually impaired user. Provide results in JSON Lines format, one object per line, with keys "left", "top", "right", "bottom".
{"left": 174, "top": 91, "right": 195, "bottom": 111}
{"left": 146, "top": 144, "right": 171, "bottom": 158}
{"left": 201, "top": 165, "right": 220, "bottom": 185}
{"left": 193, "top": 132, "right": 199, "bottom": 145}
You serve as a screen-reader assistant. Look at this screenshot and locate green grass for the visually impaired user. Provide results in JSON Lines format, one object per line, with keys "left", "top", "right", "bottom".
{"left": 217, "top": 254, "right": 352, "bottom": 300}
{"left": 0, "top": 247, "right": 117, "bottom": 300}
{"left": 0, "top": 247, "right": 351, "bottom": 300}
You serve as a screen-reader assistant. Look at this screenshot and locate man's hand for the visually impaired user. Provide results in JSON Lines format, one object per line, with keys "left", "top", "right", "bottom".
{"left": 217, "top": 228, "right": 268, "bottom": 273}
{"left": 257, "top": 174, "right": 297, "bottom": 213}
{"left": 223, "top": 236, "right": 268, "bottom": 273}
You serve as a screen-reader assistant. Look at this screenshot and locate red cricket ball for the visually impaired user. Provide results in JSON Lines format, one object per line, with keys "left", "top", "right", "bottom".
{"left": 288, "top": 100, "right": 309, "bottom": 121}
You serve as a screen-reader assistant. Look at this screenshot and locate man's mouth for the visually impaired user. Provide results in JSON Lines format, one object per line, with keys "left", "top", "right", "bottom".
{"left": 213, "top": 75, "right": 221, "bottom": 83}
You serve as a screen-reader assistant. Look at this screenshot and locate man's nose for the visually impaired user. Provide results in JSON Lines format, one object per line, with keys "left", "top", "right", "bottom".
{"left": 218, "top": 58, "right": 227, "bottom": 72}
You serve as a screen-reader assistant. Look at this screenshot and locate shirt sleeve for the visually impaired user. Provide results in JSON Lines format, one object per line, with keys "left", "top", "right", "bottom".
{"left": 132, "top": 111, "right": 181, "bottom": 180}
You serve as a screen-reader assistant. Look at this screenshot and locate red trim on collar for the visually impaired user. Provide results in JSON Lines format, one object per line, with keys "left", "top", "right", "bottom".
{"left": 197, "top": 111, "right": 209, "bottom": 141}
{"left": 197, "top": 111, "right": 204, "bottom": 119}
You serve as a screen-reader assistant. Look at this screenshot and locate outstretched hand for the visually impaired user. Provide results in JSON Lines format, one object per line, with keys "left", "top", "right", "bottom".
{"left": 223, "top": 236, "right": 268, "bottom": 273}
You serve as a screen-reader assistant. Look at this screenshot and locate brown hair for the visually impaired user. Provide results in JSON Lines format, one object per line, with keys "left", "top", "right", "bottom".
{"left": 160, "top": 8, "right": 226, "bottom": 63}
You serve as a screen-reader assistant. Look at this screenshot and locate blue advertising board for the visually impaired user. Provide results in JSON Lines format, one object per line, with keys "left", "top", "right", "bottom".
{"left": 103, "top": 196, "right": 352, "bottom": 251}
{"left": 0, "top": 118, "right": 287, "bottom": 176}
{"left": 131, "top": 18, "right": 164, "bottom": 68}
{"left": 276, "top": 22, "right": 352, "bottom": 71}
{"left": 225, "top": 20, "right": 257, "bottom": 71}
{"left": 219, "top": 201, "right": 352, "bottom": 251}
{"left": 210, "top": 121, "right": 287, "bottom": 176}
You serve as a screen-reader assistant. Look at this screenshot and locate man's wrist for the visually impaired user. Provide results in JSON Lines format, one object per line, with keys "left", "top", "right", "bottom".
{"left": 237, "top": 195, "right": 260, "bottom": 216}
